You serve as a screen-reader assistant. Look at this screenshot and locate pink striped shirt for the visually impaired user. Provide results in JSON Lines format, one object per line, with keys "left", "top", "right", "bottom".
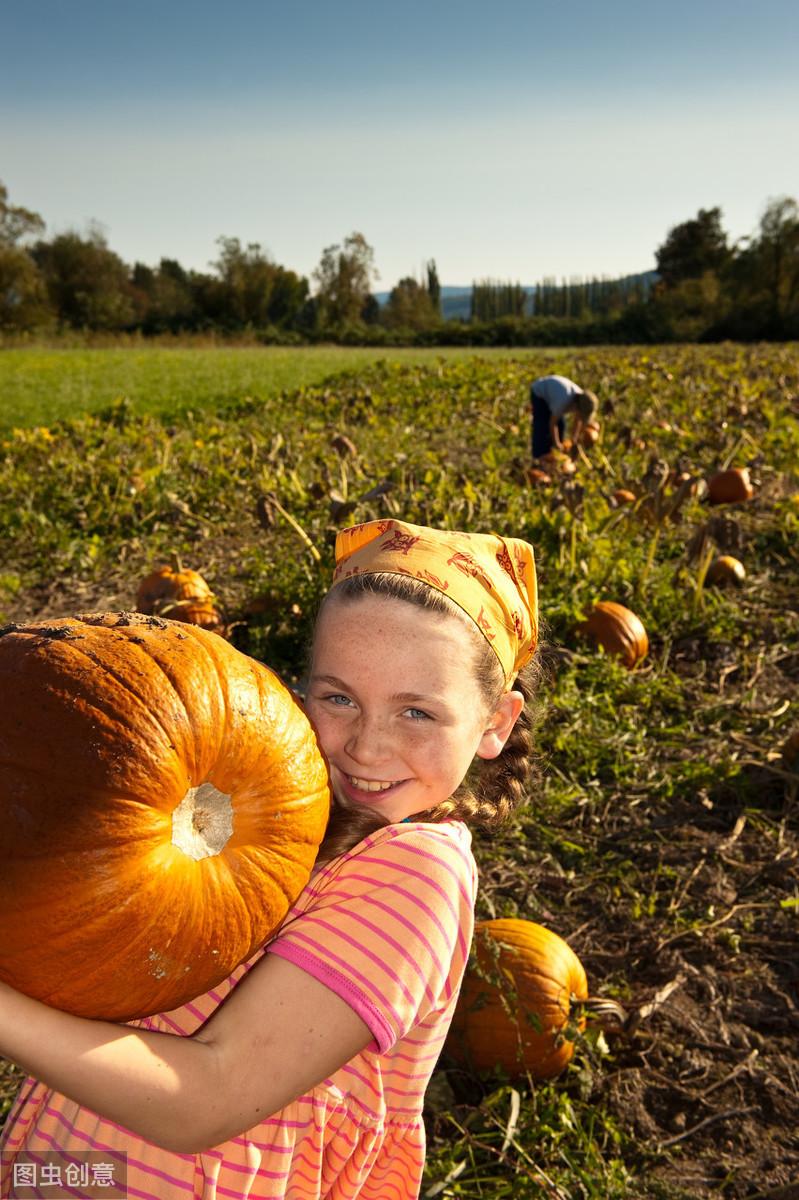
{"left": 0, "top": 821, "right": 477, "bottom": 1199}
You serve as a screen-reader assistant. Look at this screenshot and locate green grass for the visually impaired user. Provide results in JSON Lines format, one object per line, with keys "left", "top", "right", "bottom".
{"left": 0, "top": 343, "right": 568, "bottom": 431}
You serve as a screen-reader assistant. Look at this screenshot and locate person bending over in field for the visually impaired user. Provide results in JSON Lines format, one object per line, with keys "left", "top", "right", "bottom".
{"left": 530, "top": 373, "right": 598, "bottom": 460}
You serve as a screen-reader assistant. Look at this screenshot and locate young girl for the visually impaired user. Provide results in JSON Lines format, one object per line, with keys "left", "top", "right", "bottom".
{"left": 0, "top": 518, "right": 539, "bottom": 1200}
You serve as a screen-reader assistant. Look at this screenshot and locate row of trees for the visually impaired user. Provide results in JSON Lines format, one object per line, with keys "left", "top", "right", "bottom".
{"left": 469, "top": 274, "right": 656, "bottom": 320}
{"left": 2, "top": 182, "right": 797, "bottom": 342}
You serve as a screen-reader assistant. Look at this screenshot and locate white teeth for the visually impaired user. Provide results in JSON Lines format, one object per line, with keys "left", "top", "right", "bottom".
{"left": 348, "top": 776, "right": 395, "bottom": 793}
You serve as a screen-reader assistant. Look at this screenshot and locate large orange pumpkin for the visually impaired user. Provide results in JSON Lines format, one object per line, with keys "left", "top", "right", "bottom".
{"left": 136, "top": 559, "right": 224, "bottom": 633}
{"left": 707, "top": 467, "right": 754, "bottom": 505}
{"left": 0, "top": 613, "right": 330, "bottom": 1020}
{"left": 446, "top": 919, "right": 588, "bottom": 1080}
{"left": 576, "top": 601, "right": 648, "bottom": 669}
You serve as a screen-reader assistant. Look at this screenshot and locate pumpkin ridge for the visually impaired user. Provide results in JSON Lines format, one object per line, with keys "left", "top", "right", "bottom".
{"left": 24, "top": 637, "right": 188, "bottom": 777}
{"left": 192, "top": 623, "right": 263, "bottom": 741}
{"left": 99, "top": 621, "right": 223, "bottom": 784}
{"left": 105, "top": 624, "right": 202, "bottom": 732}
{"left": 8, "top": 840, "right": 264, "bottom": 1019}
{"left": 234, "top": 844, "right": 309, "bottom": 909}
{"left": 201, "top": 634, "right": 314, "bottom": 790}
{"left": 0, "top": 756, "right": 151, "bottom": 814}
{"left": 25, "top": 895, "right": 242, "bottom": 1020}
{"left": 15, "top": 628, "right": 189, "bottom": 748}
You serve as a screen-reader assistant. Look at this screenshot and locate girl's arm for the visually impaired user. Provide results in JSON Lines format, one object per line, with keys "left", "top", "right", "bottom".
{"left": 0, "top": 952, "right": 372, "bottom": 1153}
{"left": 548, "top": 411, "right": 563, "bottom": 448}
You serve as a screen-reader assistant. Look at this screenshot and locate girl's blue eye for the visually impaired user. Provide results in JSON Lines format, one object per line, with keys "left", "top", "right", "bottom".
{"left": 328, "top": 693, "right": 353, "bottom": 707}
{"left": 406, "top": 707, "right": 431, "bottom": 721}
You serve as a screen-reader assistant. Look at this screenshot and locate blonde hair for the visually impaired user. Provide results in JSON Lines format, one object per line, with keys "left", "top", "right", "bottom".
{"left": 312, "top": 572, "right": 542, "bottom": 864}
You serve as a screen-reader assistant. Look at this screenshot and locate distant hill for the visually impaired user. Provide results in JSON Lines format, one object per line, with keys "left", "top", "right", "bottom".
{"left": 375, "top": 274, "right": 658, "bottom": 321}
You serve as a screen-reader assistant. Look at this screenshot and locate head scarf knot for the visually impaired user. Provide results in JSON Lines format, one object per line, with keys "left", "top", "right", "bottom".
{"left": 332, "top": 520, "right": 538, "bottom": 686}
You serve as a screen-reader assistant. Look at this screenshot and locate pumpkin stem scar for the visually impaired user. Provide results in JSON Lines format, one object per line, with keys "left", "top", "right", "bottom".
{"left": 171, "top": 782, "right": 234, "bottom": 860}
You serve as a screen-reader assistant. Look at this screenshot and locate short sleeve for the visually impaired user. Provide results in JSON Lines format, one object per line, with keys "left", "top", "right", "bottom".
{"left": 266, "top": 822, "right": 477, "bottom": 1053}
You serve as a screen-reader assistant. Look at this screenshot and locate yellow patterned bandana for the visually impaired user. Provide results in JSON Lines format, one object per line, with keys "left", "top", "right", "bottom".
{"left": 332, "top": 520, "right": 538, "bottom": 685}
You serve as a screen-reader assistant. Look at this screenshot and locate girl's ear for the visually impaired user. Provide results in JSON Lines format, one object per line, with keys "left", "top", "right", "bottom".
{"left": 475, "top": 690, "right": 525, "bottom": 760}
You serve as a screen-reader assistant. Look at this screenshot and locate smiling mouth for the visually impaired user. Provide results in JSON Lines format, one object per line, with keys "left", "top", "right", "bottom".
{"left": 347, "top": 775, "right": 398, "bottom": 793}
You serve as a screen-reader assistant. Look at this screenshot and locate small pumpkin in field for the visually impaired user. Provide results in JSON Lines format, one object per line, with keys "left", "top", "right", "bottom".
{"left": 539, "top": 450, "right": 576, "bottom": 476}
{"left": 136, "top": 556, "right": 224, "bottom": 634}
{"left": 707, "top": 467, "right": 754, "bottom": 505}
{"left": 526, "top": 467, "right": 553, "bottom": 487}
{"left": 446, "top": 919, "right": 588, "bottom": 1080}
{"left": 612, "top": 488, "right": 637, "bottom": 506}
{"left": 579, "top": 420, "right": 601, "bottom": 447}
{"left": 0, "top": 613, "right": 330, "bottom": 1020}
{"left": 705, "top": 555, "right": 746, "bottom": 587}
{"left": 576, "top": 601, "right": 649, "bottom": 669}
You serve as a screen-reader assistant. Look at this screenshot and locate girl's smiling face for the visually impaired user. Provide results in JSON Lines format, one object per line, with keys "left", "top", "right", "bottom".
{"left": 304, "top": 593, "right": 522, "bottom": 824}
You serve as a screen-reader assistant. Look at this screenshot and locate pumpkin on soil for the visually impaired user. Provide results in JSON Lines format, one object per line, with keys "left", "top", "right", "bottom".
{"left": 446, "top": 919, "right": 588, "bottom": 1080}
{"left": 0, "top": 613, "right": 330, "bottom": 1020}
{"left": 539, "top": 451, "right": 577, "bottom": 476}
{"left": 706, "top": 555, "right": 746, "bottom": 587}
{"left": 526, "top": 467, "right": 553, "bottom": 487}
{"left": 580, "top": 420, "right": 601, "bottom": 447}
{"left": 707, "top": 467, "right": 754, "bottom": 505}
{"left": 668, "top": 470, "right": 699, "bottom": 496}
{"left": 576, "top": 601, "right": 649, "bottom": 669}
{"left": 136, "top": 557, "right": 224, "bottom": 634}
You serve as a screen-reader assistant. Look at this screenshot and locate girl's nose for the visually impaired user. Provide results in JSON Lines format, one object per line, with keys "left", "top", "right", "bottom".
{"left": 344, "top": 714, "right": 391, "bottom": 765}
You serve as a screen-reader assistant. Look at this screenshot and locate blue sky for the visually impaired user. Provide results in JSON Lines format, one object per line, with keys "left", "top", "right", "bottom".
{"left": 2, "top": 0, "right": 797, "bottom": 289}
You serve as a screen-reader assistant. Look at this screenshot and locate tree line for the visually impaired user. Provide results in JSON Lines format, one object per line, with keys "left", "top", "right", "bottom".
{"left": 1, "top": 183, "right": 797, "bottom": 343}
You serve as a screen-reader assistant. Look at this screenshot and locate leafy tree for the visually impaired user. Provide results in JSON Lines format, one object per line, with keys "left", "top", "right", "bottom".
{"left": 383, "top": 277, "right": 438, "bottom": 330}
{"left": 1, "top": 183, "right": 45, "bottom": 246}
{"left": 471, "top": 279, "right": 527, "bottom": 321}
{"left": 718, "top": 195, "right": 799, "bottom": 337}
{"left": 0, "top": 182, "right": 51, "bottom": 330}
{"left": 655, "top": 207, "right": 730, "bottom": 288}
{"left": 360, "top": 293, "right": 381, "bottom": 324}
{"left": 312, "top": 232, "right": 378, "bottom": 328}
{"left": 426, "top": 259, "right": 441, "bottom": 315}
{"left": 756, "top": 195, "right": 799, "bottom": 324}
{"left": 32, "top": 227, "right": 134, "bottom": 329}
{"left": 205, "top": 237, "right": 307, "bottom": 330}
{"left": 130, "top": 258, "right": 200, "bottom": 333}
{"left": 0, "top": 245, "right": 52, "bottom": 330}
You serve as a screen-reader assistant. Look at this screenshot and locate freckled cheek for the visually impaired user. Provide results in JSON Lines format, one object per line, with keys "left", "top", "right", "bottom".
{"left": 304, "top": 709, "right": 343, "bottom": 758}
{"left": 413, "top": 736, "right": 468, "bottom": 777}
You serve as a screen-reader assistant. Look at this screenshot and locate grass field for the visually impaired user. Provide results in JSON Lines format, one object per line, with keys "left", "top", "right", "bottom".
{"left": 1, "top": 341, "right": 798, "bottom": 1198}
{"left": 0, "top": 343, "right": 567, "bottom": 431}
